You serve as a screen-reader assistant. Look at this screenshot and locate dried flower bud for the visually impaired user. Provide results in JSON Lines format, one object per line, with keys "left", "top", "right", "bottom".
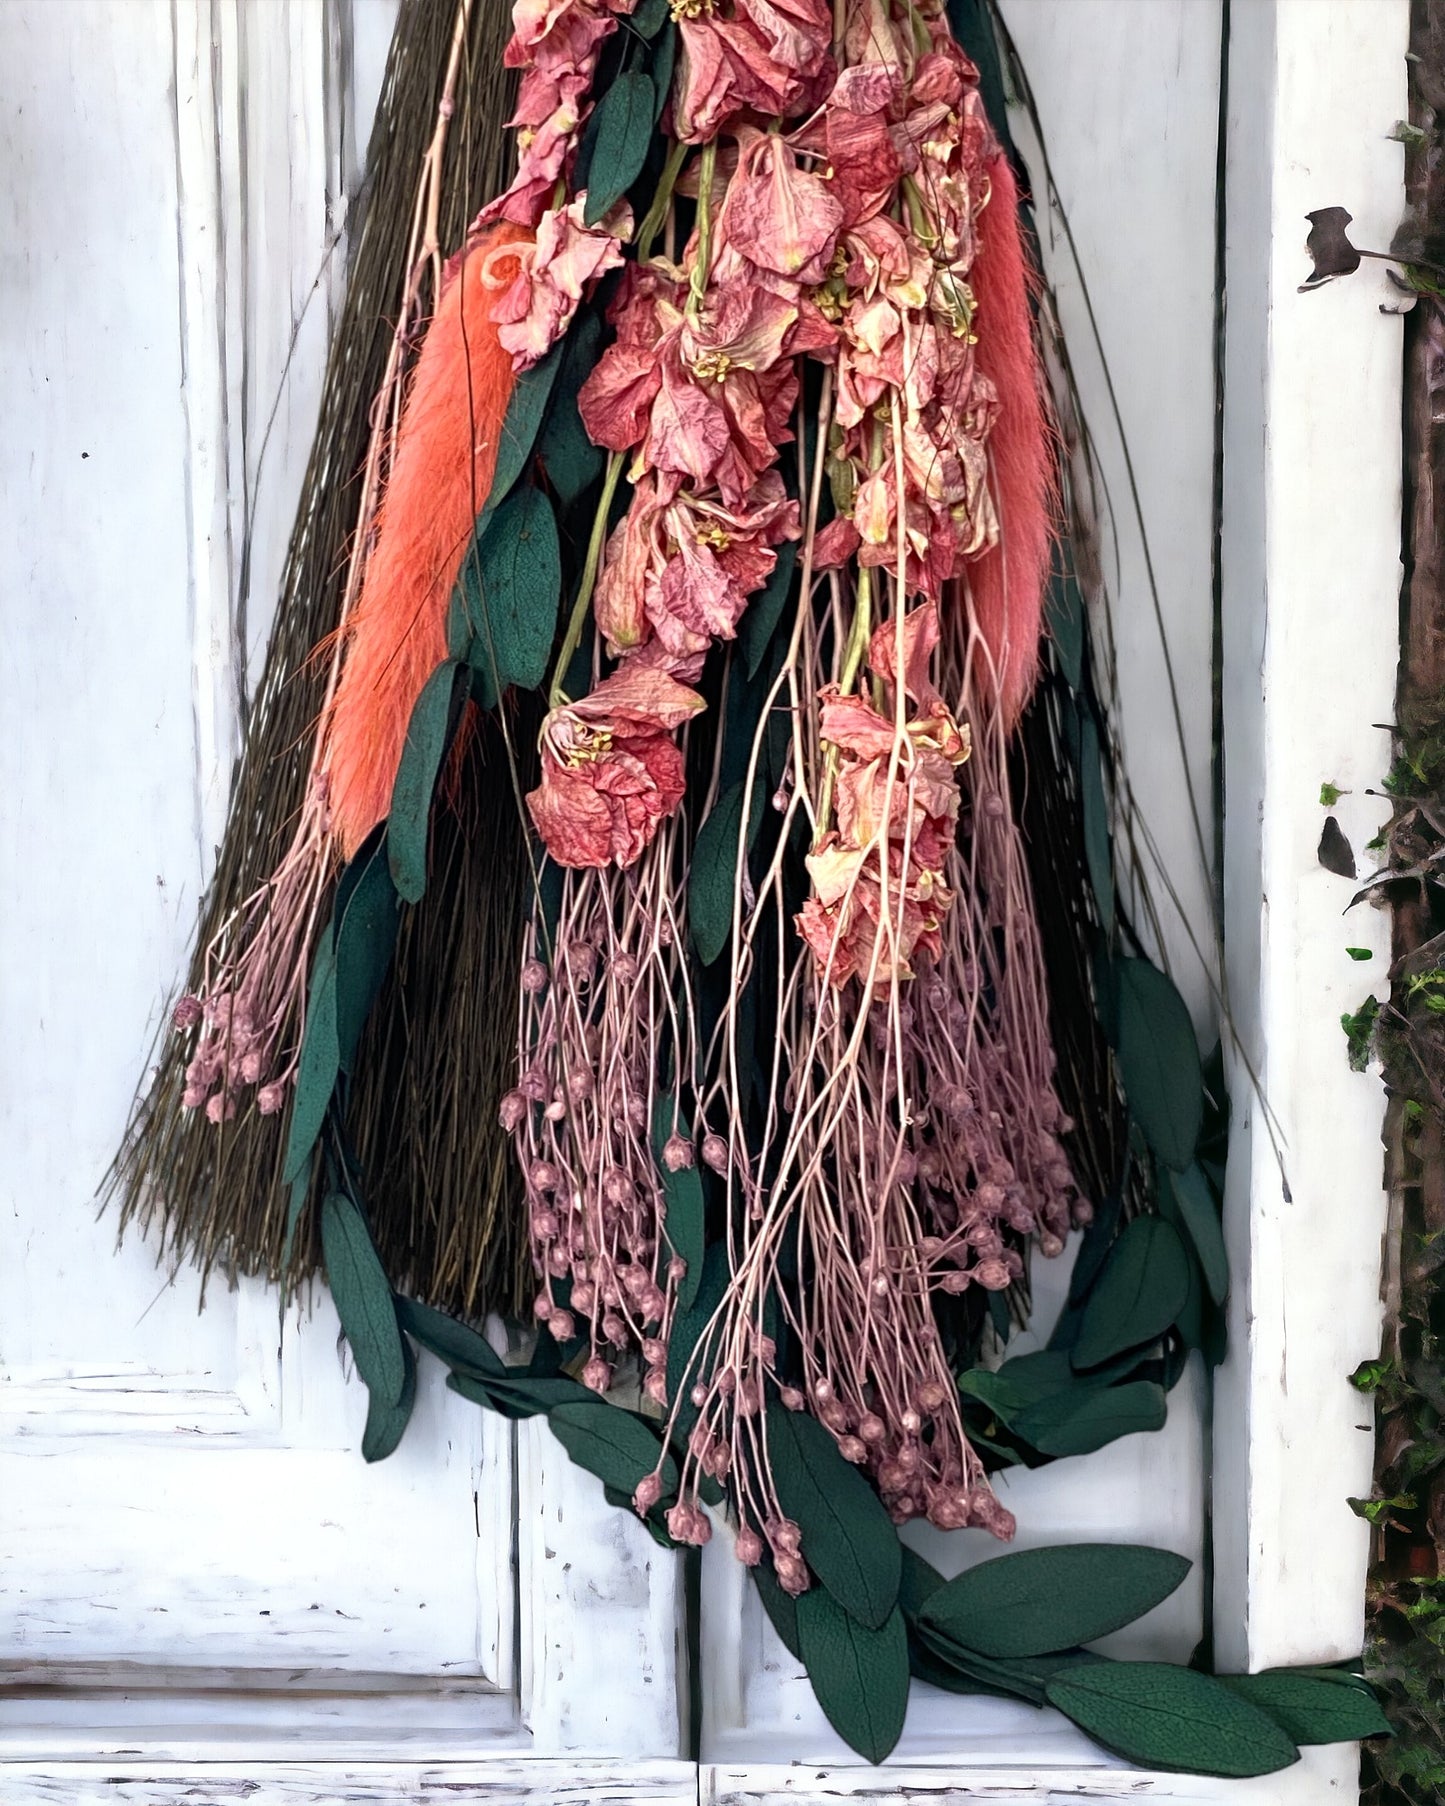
{"left": 530, "top": 1207, "right": 560, "bottom": 1239}
{"left": 770, "top": 1517, "right": 802, "bottom": 1555}
{"left": 666, "top": 1255, "right": 687, "bottom": 1283}
{"left": 566, "top": 1069, "right": 594, "bottom": 1101}
{"left": 914, "top": 1379, "right": 947, "bottom": 1411}
{"left": 602, "top": 1312, "right": 628, "bottom": 1348}
{"left": 969, "top": 1490, "right": 1017, "bottom": 1540}
{"left": 582, "top": 1357, "right": 612, "bottom": 1394}
{"left": 533, "top": 1293, "right": 555, "bottom": 1322}
{"left": 974, "top": 1257, "right": 1012, "bottom": 1291}
{"left": 642, "top": 1337, "right": 667, "bottom": 1368}
{"left": 257, "top": 1081, "right": 286, "bottom": 1116}
{"left": 566, "top": 941, "right": 597, "bottom": 983}
{"left": 611, "top": 952, "right": 639, "bottom": 983}
{"left": 172, "top": 995, "right": 204, "bottom": 1029}
{"left": 900, "top": 1409, "right": 922, "bottom": 1434}
{"left": 735, "top": 1526, "right": 764, "bottom": 1565}
{"left": 838, "top": 1435, "right": 868, "bottom": 1463}
{"left": 691, "top": 1382, "right": 709, "bottom": 1407}
{"left": 1073, "top": 1199, "right": 1095, "bottom": 1228}
{"left": 520, "top": 959, "right": 549, "bottom": 994}
{"left": 543, "top": 1098, "right": 567, "bottom": 1123}
{"left": 634, "top": 1472, "right": 664, "bottom": 1514}
{"left": 701, "top": 1132, "right": 729, "bottom": 1174}
{"left": 499, "top": 1089, "right": 529, "bottom": 1131}
{"left": 661, "top": 1133, "right": 694, "bottom": 1173}
{"left": 774, "top": 1552, "right": 809, "bottom": 1595}
{"left": 642, "top": 1369, "right": 669, "bottom": 1404}
{"left": 549, "top": 1310, "right": 576, "bottom": 1343}
{"left": 626, "top": 1096, "right": 647, "bottom": 1129}
{"left": 571, "top": 1281, "right": 597, "bottom": 1312}
{"left": 939, "top": 1269, "right": 971, "bottom": 1294}
{"left": 205, "top": 1090, "right": 236, "bottom": 1125}
{"left": 665, "top": 1502, "right": 712, "bottom": 1546}
{"left": 530, "top": 1161, "right": 560, "bottom": 1193}
{"left": 1038, "top": 1232, "right": 1065, "bottom": 1259}
{"left": 858, "top": 1413, "right": 887, "bottom": 1444}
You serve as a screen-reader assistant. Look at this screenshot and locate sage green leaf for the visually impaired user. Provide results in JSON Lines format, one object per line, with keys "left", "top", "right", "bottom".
{"left": 395, "top": 1295, "right": 507, "bottom": 1379}
{"left": 1014, "top": 1379, "right": 1168, "bottom": 1457}
{"left": 753, "top": 1562, "right": 803, "bottom": 1660}
{"left": 333, "top": 831, "right": 400, "bottom": 1073}
{"left": 1114, "top": 957, "right": 1203, "bottom": 1170}
{"left": 447, "top": 1369, "right": 591, "bottom": 1421}
{"left": 908, "top": 1642, "right": 1017, "bottom": 1699}
{"left": 1046, "top": 564, "right": 1085, "bottom": 691}
{"left": 741, "top": 538, "right": 798, "bottom": 679}
{"left": 1079, "top": 710, "right": 1114, "bottom": 934}
{"left": 488, "top": 338, "right": 563, "bottom": 514}
{"left": 1218, "top": 1669, "right": 1392, "bottom": 1744}
{"left": 898, "top": 1546, "right": 945, "bottom": 1620}
{"left": 536, "top": 310, "right": 605, "bottom": 505}
{"left": 913, "top": 1621, "right": 1047, "bottom": 1704}
{"left": 282, "top": 934, "right": 339, "bottom": 1185}
{"left": 584, "top": 72, "right": 655, "bottom": 226}
{"left": 1161, "top": 1163, "right": 1228, "bottom": 1305}
{"left": 796, "top": 1592, "right": 909, "bottom": 1765}
{"left": 649, "top": 21, "right": 676, "bottom": 120}
{"left": 768, "top": 1405, "right": 901, "bottom": 1629}
{"left": 652, "top": 1097, "right": 705, "bottom": 1310}
{"left": 362, "top": 1336, "right": 417, "bottom": 1463}
{"left": 1073, "top": 1217, "right": 1192, "bottom": 1371}
{"left": 462, "top": 487, "right": 562, "bottom": 698}
{"left": 691, "top": 779, "right": 761, "bottom": 965}
{"left": 387, "top": 661, "right": 460, "bottom": 904}
{"left": 548, "top": 1398, "right": 679, "bottom": 1499}
{"left": 666, "top": 1242, "right": 729, "bottom": 1436}
{"left": 321, "top": 1193, "right": 407, "bottom": 1408}
{"left": 631, "top": 0, "right": 668, "bottom": 32}
{"left": 1046, "top": 1662, "right": 1300, "bottom": 1778}
{"left": 919, "top": 1542, "right": 1189, "bottom": 1660}
{"left": 959, "top": 1349, "right": 1084, "bottom": 1420}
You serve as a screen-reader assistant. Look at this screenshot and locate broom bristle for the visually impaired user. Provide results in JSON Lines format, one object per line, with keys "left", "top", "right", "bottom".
{"left": 969, "top": 151, "right": 1055, "bottom": 732}
{"left": 328, "top": 225, "right": 530, "bottom": 859}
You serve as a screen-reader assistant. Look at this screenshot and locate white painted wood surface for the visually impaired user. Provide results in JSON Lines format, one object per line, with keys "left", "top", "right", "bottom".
{"left": 0, "top": 0, "right": 685, "bottom": 1788}
{"left": 0, "top": 0, "right": 1404, "bottom": 1798}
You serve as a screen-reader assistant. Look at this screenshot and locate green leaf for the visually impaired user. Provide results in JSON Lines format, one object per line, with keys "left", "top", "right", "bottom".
{"left": 796, "top": 1592, "right": 909, "bottom": 1765}
{"left": 908, "top": 1642, "right": 1017, "bottom": 1699}
{"left": 1014, "top": 1379, "right": 1168, "bottom": 1457}
{"left": 362, "top": 1336, "right": 417, "bottom": 1463}
{"left": 488, "top": 339, "right": 563, "bottom": 514}
{"left": 282, "top": 934, "right": 339, "bottom": 1184}
{"left": 547, "top": 1399, "right": 679, "bottom": 1499}
{"left": 1046, "top": 1662, "right": 1300, "bottom": 1778}
{"left": 918, "top": 1543, "right": 1190, "bottom": 1660}
{"left": 1078, "top": 710, "right": 1114, "bottom": 934}
{"left": 395, "top": 1295, "right": 507, "bottom": 1379}
{"left": 333, "top": 831, "right": 400, "bottom": 1072}
{"left": 447, "top": 1369, "right": 592, "bottom": 1421}
{"left": 666, "top": 1243, "right": 728, "bottom": 1428}
{"left": 652, "top": 1097, "right": 705, "bottom": 1311}
{"left": 321, "top": 1193, "right": 407, "bottom": 1408}
{"left": 649, "top": 21, "right": 676, "bottom": 120}
{"left": 536, "top": 310, "right": 606, "bottom": 505}
{"left": 461, "top": 487, "right": 562, "bottom": 698}
{"left": 1073, "top": 1217, "right": 1192, "bottom": 1370}
{"left": 1046, "top": 564, "right": 1086, "bottom": 691}
{"left": 691, "top": 779, "right": 761, "bottom": 965}
{"left": 753, "top": 1561, "right": 803, "bottom": 1660}
{"left": 914, "top": 1623, "right": 1106, "bottom": 1704}
{"left": 583, "top": 72, "right": 656, "bottom": 226}
{"left": 1218, "top": 1669, "right": 1392, "bottom": 1745}
{"left": 898, "top": 1546, "right": 946, "bottom": 1620}
{"left": 1114, "top": 958, "right": 1203, "bottom": 1170}
{"left": 741, "top": 538, "right": 799, "bottom": 679}
{"left": 387, "top": 661, "right": 460, "bottom": 903}
{"left": 1160, "top": 1163, "right": 1228, "bottom": 1305}
{"left": 768, "top": 1405, "right": 900, "bottom": 1630}
{"left": 631, "top": 0, "right": 669, "bottom": 32}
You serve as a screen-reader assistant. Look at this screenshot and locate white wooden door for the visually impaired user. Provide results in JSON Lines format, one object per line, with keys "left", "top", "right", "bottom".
{"left": 0, "top": 4, "right": 687, "bottom": 1798}
{"left": 700, "top": 0, "right": 1406, "bottom": 1800}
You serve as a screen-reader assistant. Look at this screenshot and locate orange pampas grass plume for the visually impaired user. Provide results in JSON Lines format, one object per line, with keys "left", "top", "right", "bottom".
{"left": 968, "top": 151, "right": 1055, "bottom": 733}
{"left": 327, "top": 223, "right": 532, "bottom": 859}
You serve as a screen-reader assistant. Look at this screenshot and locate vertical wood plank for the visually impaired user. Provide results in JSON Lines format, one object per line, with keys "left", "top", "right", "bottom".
{"left": 1217, "top": 0, "right": 1405, "bottom": 1673}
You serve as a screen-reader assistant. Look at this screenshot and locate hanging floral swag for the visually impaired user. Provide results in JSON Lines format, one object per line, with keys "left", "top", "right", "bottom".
{"left": 113, "top": 0, "right": 1391, "bottom": 1777}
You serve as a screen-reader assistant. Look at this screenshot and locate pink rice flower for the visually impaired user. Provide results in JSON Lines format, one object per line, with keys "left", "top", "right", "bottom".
{"left": 526, "top": 664, "right": 706, "bottom": 868}
{"left": 490, "top": 198, "right": 633, "bottom": 370}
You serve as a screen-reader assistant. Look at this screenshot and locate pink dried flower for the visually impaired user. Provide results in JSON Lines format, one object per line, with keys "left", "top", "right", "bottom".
{"left": 661, "top": 1133, "right": 695, "bottom": 1172}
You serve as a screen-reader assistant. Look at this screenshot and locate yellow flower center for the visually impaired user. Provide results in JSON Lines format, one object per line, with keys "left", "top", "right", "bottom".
{"left": 695, "top": 522, "right": 732, "bottom": 551}
{"left": 690, "top": 349, "right": 733, "bottom": 384}
{"left": 671, "top": 0, "right": 712, "bottom": 17}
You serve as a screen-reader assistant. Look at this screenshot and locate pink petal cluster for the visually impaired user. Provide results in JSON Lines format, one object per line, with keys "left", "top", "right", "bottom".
{"left": 671, "top": 0, "right": 834, "bottom": 144}
{"left": 797, "top": 603, "right": 971, "bottom": 987}
{"left": 526, "top": 664, "right": 705, "bottom": 869}
{"left": 484, "top": 0, "right": 639, "bottom": 229}
{"left": 489, "top": 197, "right": 633, "bottom": 369}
